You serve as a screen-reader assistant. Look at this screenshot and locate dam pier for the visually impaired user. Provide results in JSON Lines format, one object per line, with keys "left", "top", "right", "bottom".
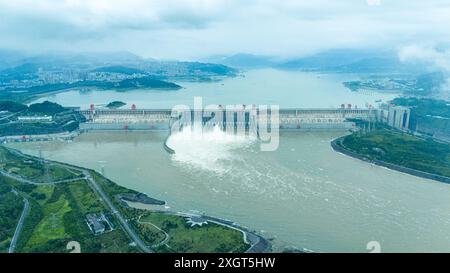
{"left": 78, "top": 107, "right": 381, "bottom": 132}
{"left": 2, "top": 104, "right": 410, "bottom": 145}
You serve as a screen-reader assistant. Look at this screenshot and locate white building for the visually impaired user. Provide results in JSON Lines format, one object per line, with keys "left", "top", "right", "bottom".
{"left": 387, "top": 105, "right": 410, "bottom": 131}
{"left": 17, "top": 116, "right": 53, "bottom": 122}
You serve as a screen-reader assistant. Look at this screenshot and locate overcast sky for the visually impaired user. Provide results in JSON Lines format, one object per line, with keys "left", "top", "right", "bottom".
{"left": 1, "top": 0, "right": 450, "bottom": 60}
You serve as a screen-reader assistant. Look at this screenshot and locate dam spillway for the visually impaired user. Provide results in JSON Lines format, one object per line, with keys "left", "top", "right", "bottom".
{"left": 78, "top": 108, "right": 380, "bottom": 132}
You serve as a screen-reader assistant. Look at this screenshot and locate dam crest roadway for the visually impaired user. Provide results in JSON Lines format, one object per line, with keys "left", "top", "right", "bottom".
{"left": 78, "top": 107, "right": 380, "bottom": 132}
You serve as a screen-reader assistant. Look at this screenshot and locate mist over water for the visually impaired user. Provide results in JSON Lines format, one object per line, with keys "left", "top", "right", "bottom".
{"left": 166, "top": 125, "right": 257, "bottom": 174}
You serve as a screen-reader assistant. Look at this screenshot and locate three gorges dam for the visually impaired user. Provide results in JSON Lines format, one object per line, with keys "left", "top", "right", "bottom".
{"left": 78, "top": 104, "right": 382, "bottom": 132}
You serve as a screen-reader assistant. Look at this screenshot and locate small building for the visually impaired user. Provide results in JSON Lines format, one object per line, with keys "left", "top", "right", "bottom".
{"left": 18, "top": 116, "right": 53, "bottom": 122}
{"left": 86, "top": 213, "right": 106, "bottom": 235}
{"left": 387, "top": 105, "right": 410, "bottom": 131}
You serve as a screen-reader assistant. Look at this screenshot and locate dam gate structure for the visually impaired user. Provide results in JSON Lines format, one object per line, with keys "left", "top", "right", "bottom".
{"left": 78, "top": 107, "right": 381, "bottom": 132}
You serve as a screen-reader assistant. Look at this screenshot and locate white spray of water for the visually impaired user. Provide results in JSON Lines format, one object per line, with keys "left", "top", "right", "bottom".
{"left": 166, "top": 125, "right": 257, "bottom": 174}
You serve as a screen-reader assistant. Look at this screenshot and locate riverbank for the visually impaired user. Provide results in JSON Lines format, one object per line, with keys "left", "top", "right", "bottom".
{"left": 0, "top": 131, "right": 80, "bottom": 144}
{"left": 0, "top": 145, "right": 261, "bottom": 253}
{"left": 10, "top": 130, "right": 450, "bottom": 252}
{"left": 331, "top": 131, "right": 450, "bottom": 184}
{"left": 130, "top": 206, "right": 271, "bottom": 253}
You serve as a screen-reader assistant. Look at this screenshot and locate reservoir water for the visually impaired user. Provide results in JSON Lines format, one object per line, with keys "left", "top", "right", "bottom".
{"left": 32, "top": 69, "right": 395, "bottom": 109}
{"left": 15, "top": 69, "right": 450, "bottom": 252}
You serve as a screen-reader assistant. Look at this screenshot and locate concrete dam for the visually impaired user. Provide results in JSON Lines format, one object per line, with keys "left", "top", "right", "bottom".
{"left": 78, "top": 108, "right": 380, "bottom": 132}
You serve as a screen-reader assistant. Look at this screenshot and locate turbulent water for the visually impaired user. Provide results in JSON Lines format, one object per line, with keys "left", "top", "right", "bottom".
{"left": 9, "top": 131, "right": 450, "bottom": 253}
{"left": 166, "top": 125, "right": 257, "bottom": 174}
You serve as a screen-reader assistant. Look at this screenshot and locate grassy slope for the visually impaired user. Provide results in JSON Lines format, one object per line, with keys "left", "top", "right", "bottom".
{"left": 342, "top": 128, "right": 450, "bottom": 177}
{"left": 0, "top": 146, "right": 250, "bottom": 253}
{"left": 0, "top": 177, "right": 24, "bottom": 252}
{"left": 139, "top": 212, "right": 249, "bottom": 253}
{"left": 0, "top": 148, "right": 83, "bottom": 183}
{"left": 12, "top": 181, "right": 137, "bottom": 253}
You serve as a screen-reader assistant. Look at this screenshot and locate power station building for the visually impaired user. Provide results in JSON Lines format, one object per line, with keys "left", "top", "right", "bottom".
{"left": 386, "top": 105, "right": 411, "bottom": 131}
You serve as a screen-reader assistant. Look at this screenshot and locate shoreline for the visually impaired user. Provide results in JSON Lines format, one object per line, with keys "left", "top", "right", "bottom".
{"left": 1, "top": 144, "right": 271, "bottom": 253}
{"left": 126, "top": 201, "right": 272, "bottom": 253}
{"left": 330, "top": 135, "right": 450, "bottom": 184}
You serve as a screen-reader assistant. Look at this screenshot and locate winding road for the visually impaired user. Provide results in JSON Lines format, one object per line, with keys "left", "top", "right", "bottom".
{"left": 82, "top": 170, "right": 152, "bottom": 253}
{"left": 1, "top": 148, "right": 153, "bottom": 253}
{"left": 8, "top": 196, "right": 29, "bottom": 253}
{"left": 137, "top": 215, "right": 170, "bottom": 248}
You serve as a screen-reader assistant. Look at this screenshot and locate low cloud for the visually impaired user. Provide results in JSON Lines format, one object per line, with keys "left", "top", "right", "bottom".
{"left": 399, "top": 45, "right": 450, "bottom": 71}
{"left": 399, "top": 45, "right": 450, "bottom": 100}
{"left": 1, "top": 0, "right": 450, "bottom": 59}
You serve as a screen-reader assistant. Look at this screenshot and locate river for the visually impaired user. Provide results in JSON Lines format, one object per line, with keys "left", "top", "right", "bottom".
{"left": 8, "top": 131, "right": 450, "bottom": 252}
{"left": 32, "top": 69, "right": 395, "bottom": 109}
{"left": 12, "top": 69, "right": 450, "bottom": 253}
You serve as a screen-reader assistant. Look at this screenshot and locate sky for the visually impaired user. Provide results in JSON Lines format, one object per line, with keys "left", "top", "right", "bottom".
{"left": 1, "top": 0, "right": 450, "bottom": 60}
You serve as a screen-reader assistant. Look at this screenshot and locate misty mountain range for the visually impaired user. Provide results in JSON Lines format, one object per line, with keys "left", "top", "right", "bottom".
{"left": 0, "top": 50, "right": 238, "bottom": 83}
{"left": 206, "top": 49, "right": 429, "bottom": 74}
{"left": 1, "top": 48, "right": 448, "bottom": 100}
{"left": 0, "top": 48, "right": 444, "bottom": 75}
{"left": 206, "top": 49, "right": 449, "bottom": 99}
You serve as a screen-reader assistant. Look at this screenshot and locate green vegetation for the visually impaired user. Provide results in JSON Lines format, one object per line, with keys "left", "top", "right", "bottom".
{"left": 0, "top": 63, "right": 39, "bottom": 82}
{"left": 0, "top": 146, "right": 251, "bottom": 253}
{"left": 343, "top": 72, "right": 446, "bottom": 97}
{"left": 0, "top": 101, "right": 28, "bottom": 113}
{"left": 117, "top": 76, "right": 181, "bottom": 89}
{"left": 0, "top": 101, "right": 85, "bottom": 137}
{"left": 137, "top": 212, "right": 250, "bottom": 253}
{"left": 0, "top": 119, "right": 80, "bottom": 137}
{"left": 92, "top": 66, "right": 145, "bottom": 75}
{"left": 0, "top": 178, "right": 24, "bottom": 252}
{"left": 341, "top": 128, "right": 450, "bottom": 177}
{"left": 183, "top": 62, "right": 237, "bottom": 76}
{"left": 106, "top": 101, "right": 126, "bottom": 109}
{"left": 1, "top": 77, "right": 181, "bottom": 103}
{"left": 391, "top": 97, "right": 450, "bottom": 139}
{"left": 132, "top": 218, "right": 167, "bottom": 246}
{"left": 0, "top": 147, "right": 136, "bottom": 252}
{"left": 392, "top": 97, "right": 450, "bottom": 118}
{"left": 90, "top": 171, "right": 136, "bottom": 203}
{"left": 1, "top": 101, "right": 65, "bottom": 115}
{"left": 27, "top": 101, "right": 66, "bottom": 115}
{"left": 14, "top": 181, "right": 137, "bottom": 253}
{"left": 0, "top": 147, "right": 83, "bottom": 182}
{"left": 0, "top": 173, "right": 138, "bottom": 253}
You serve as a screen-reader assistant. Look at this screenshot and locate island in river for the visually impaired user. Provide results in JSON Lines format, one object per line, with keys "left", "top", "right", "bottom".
{"left": 106, "top": 101, "right": 126, "bottom": 109}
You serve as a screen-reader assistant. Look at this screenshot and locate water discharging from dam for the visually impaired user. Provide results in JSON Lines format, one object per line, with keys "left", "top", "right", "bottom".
{"left": 166, "top": 125, "right": 257, "bottom": 174}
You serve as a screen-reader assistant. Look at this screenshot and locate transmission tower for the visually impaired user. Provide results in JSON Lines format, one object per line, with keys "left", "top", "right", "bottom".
{"left": 39, "top": 146, "right": 51, "bottom": 183}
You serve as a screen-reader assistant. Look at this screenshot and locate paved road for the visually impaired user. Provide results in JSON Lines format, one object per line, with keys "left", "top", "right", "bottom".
{"left": 0, "top": 110, "right": 23, "bottom": 122}
{"left": 0, "top": 169, "right": 82, "bottom": 185}
{"left": 82, "top": 170, "right": 152, "bottom": 253}
{"left": 138, "top": 215, "right": 170, "bottom": 248}
{"left": 9, "top": 197, "right": 30, "bottom": 253}
{"left": 18, "top": 156, "right": 153, "bottom": 253}
{"left": 1, "top": 148, "right": 153, "bottom": 253}
{"left": 0, "top": 169, "right": 38, "bottom": 184}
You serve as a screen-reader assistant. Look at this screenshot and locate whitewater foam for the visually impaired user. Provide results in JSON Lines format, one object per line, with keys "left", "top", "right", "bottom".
{"left": 166, "top": 125, "right": 257, "bottom": 174}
